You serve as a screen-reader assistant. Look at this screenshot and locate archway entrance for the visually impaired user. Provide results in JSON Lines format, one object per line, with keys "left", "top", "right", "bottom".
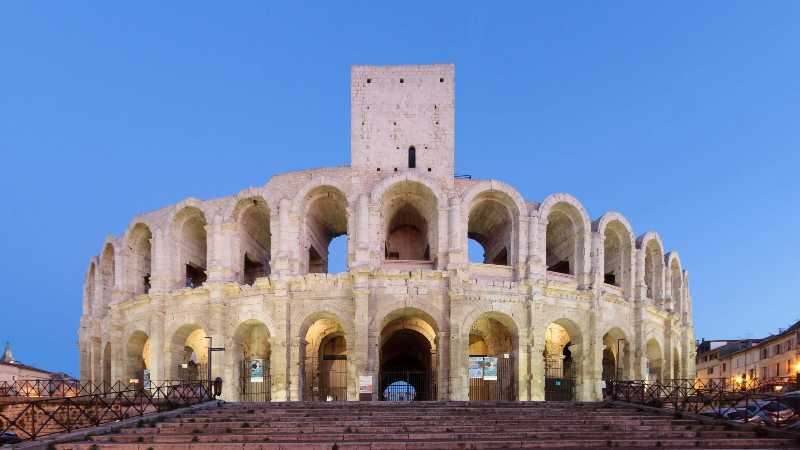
{"left": 301, "top": 317, "right": 348, "bottom": 401}
{"left": 125, "top": 331, "right": 150, "bottom": 386}
{"left": 379, "top": 311, "right": 438, "bottom": 401}
{"left": 233, "top": 320, "right": 271, "bottom": 402}
{"left": 601, "top": 328, "right": 630, "bottom": 387}
{"left": 171, "top": 325, "right": 209, "bottom": 381}
{"left": 646, "top": 339, "right": 663, "bottom": 382}
{"left": 467, "top": 315, "right": 517, "bottom": 401}
{"left": 543, "top": 321, "right": 580, "bottom": 401}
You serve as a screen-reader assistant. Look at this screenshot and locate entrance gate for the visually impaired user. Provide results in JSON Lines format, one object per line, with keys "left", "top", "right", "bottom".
{"left": 178, "top": 362, "right": 208, "bottom": 382}
{"left": 469, "top": 355, "right": 515, "bottom": 401}
{"left": 305, "top": 357, "right": 348, "bottom": 401}
{"left": 380, "top": 371, "right": 436, "bottom": 401}
{"left": 240, "top": 358, "right": 270, "bottom": 402}
{"left": 544, "top": 357, "right": 575, "bottom": 401}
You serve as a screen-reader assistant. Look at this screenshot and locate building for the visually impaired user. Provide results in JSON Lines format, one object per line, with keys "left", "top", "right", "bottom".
{"left": 0, "top": 342, "right": 65, "bottom": 382}
{"left": 696, "top": 321, "right": 800, "bottom": 389}
{"left": 77, "top": 64, "right": 695, "bottom": 402}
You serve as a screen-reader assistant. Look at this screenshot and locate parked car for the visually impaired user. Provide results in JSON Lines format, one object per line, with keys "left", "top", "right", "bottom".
{"left": 0, "top": 431, "right": 21, "bottom": 444}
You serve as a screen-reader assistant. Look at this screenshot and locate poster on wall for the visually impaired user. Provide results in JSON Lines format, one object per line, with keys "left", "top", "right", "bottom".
{"left": 468, "top": 357, "right": 484, "bottom": 379}
{"left": 250, "top": 359, "right": 264, "bottom": 383}
{"left": 143, "top": 369, "right": 151, "bottom": 390}
{"left": 359, "top": 375, "right": 373, "bottom": 394}
{"left": 483, "top": 357, "right": 498, "bottom": 381}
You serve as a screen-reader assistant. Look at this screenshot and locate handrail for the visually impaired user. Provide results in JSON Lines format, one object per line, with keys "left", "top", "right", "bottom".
{"left": 0, "top": 380, "right": 218, "bottom": 441}
{"left": 608, "top": 379, "right": 800, "bottom": 430}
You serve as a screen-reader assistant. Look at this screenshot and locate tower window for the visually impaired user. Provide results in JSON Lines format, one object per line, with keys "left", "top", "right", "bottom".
{"left": 400, "top": 78, "right": 404, "bottom": 83}
{"left": 440, "top": 78, "right": 444, "bottom": 82}
{"left": 367, "top": 78, "right": 372, "bottom": 83}
{"left": 408, "top": 146, "right": 416, "bottom": 169}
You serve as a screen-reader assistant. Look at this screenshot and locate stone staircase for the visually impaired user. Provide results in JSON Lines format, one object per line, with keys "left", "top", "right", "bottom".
{"left": 55, "top": 401, "right": 800, "bottom": 449}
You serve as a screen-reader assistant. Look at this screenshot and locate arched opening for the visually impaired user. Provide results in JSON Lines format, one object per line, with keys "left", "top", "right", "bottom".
{"left": 467, "top": 197, "right": 513, "bottom": 266}
{"left": 601, "top": 328, "right": 630, "bottom": 392}
{"left": 233, "top": 320, "right": 271, "bottom": 402}
{"left": 408, "top": 146, "right": 416, "bottom": 169}
{"left": 646, "top": 339, "right": 663, "bottom": 382}
{"left": 545, "top": 205, "right": 583, "bottom": 276}
{"left": 543, "top": 320, "right": 581, "bottom": 401}
{"left": 379, "top": 309, "right": 438, "bottom": 401}
{"left": 100, "top": 243, "right": 115, "bottom": 313}
{"left": 467, "top": 314, "right": 517, "bottom": 401}
{"left": 673, "top": 348, "right": 681, "bottom": 380}
{"left": 174, "top": 207, "right": 208, "bottom": 289}
{"left": 603, "top": 222, "right": 631, "bottom": 289}
{"left": 125, "top": 331, "right": 150, "bottom": 385}
{"left": 84, "top": 263, "right": 96, "bottom": 316}
{"left": 102, "top": 342, "right": 112, "bottom": 387}
{"left": 301, "top": 316, "right": 348, "bottom": 401}
{"left": 382, "top": 182, "right": 438, "bottom": 264}
{"left": 670, "top": 259, "right": 682, "bottom": 314}
{"left": 235, "top": 198, "right": 271, "bottom": 285}
{"left": 304, "top": 187, "right": 348, "bottom": 274}
{"left": 170, "top": 325, "right": 209, "bottom": 381}
{"left": 643, "top": 240, "right": 664, "bottom": 300}
{"left": 128, "top": 224, "right": 152, "bottom": 295}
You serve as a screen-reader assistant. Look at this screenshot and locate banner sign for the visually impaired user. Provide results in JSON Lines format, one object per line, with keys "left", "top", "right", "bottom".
{"left": 250, "top": 359, "right": 264, "bottom": 383}
{"left": 468, "top": 357, "right": 484, "bottom": 379}
{"left": 359, "top": 375, "right": 373, "bottom": 394}
{"left": 483, "top": 357, "right": 498, "bottom": 381}
{"left": 143, "top": 369, "right": 151, "bottom": 390}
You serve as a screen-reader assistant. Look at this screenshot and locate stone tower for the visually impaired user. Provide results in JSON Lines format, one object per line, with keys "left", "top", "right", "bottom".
{"left": 350, "top": 64, "right": 455, "bottom": 184}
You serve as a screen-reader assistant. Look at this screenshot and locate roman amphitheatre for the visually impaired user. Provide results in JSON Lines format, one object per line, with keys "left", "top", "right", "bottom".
{"left": 78, "top": 64, "right": 694, "bottom": 403}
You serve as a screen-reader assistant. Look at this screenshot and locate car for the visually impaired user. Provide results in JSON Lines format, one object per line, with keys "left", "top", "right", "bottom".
{"left": 0, "top": 431, "right": 22, "bottom": 444}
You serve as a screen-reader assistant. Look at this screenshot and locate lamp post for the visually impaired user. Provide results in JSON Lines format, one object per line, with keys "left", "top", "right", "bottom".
{"left": 205, "top": 336, "right": 225, "bottom": 388}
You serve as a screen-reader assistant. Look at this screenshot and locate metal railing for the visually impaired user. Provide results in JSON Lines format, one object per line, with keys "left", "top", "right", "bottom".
{"left": 0, "top": 379, "right": 151, "bottom": 399}
{"left": 608, "top": 379, "right": 800, "bottom": 429}
{"left": 0, "top": 380, "right": 218, "bottom": 442}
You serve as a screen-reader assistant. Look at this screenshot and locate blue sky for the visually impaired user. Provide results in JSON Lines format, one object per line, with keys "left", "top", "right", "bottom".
{"left": 1, "top": 2, "right": 798, "bottom": 376}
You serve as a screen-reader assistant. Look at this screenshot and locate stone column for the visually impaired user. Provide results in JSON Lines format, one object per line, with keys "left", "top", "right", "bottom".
{"left": 590, "top": 231, "right": 604, "bottom": 289}
{"left": 448, "top": 321, "right": 467, "bottom": 400}
{"left": 516, "top": 216, "right": 529, "bottom": 280}
{"left": 272, "top": 287, "right": 290, "bottom": 401}
{"left": 353, "top": 270, "right": 371, "bottom": 399}
{"left": 149, "top": 230, "right": 172, "bottom": 294}
{"left": 273, "top": 199, "right": 292, "bottom": 275}
{"left": 354, "top": 194, "right": 370, "bottom": 266}
{"left": 148, "top": 302, "right": 166, "bottom": 382}
{"left": 436, "top": 206, "right": 449, "bottom": 270}
{"left": 530, "top": 334, "right": 545, "bottom": 401}
{"left": 447, "top": 197, "right": 465, "bottom": 269}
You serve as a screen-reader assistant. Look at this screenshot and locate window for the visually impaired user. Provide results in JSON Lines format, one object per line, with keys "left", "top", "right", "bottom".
{"left": 789, "top": 360, "right": 794, "bottom": 375}
{"left": 722, "top": 362, "right": 727, "bottom": 372}
{"left": 775, "top": 344, "right": 781, "bottom": 355}
{"left": 707, "top": 367, "right": 714, "bottom": 375}
{"left": 762, "top": 367, "right": 768, "bottom": 379}
{"left": 408, "top": 146, "right": 416, "bottom": 168}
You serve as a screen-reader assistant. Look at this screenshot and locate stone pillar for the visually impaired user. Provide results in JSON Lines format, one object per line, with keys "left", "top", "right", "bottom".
{"left": 447, "top": 197, "right": 465, "bottom": 269}
{"left": 448, "top": 321, "right": 467, "bottom": 401}
{"left": 590, "top": 231, "right": 604, "bottom": 289}
{"left": 516, "top": 327, "right": 530, "bottom": 401}
{"left": 516, "top": 216, "right": 529, "bottom": 280}
{"left": 530, "top": 334, "right": 545, "bottom": 401}
{"left": 353, "top": 270, "right": 371, "bottom": 399}
{"left": 529, "top": 214, "right": 547, "bottom": 282}
{"left": 437, "top": 206, "right": 449, "bottom": 270}
{"left": 273, "top": 199, "right": 292, "bottom": 275}
{"left": 149, "top": 230, "right": 172, "bottom": 294}
{"left": 272, "top": 289, "right": 290, "bottom": 401}
{"left": 149, "top": 302, "right": 166, "bottom": 382}
{"left": 436, "top": 330, "right": 450, "bottom": 400}
{"left": 354, "top": 194, "right": 370, "bottom": 266}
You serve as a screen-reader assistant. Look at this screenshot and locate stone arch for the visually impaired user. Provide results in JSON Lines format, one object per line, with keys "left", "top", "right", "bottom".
{"left": 637, "top": 232, "right": 665, "bottom": 301}
{"left": 298, "top": 311, "right": 353, "bottom": 401}
{"left": 543, "top": 318, "right": 583, "bottom": 401}
{"left": 171, "top": 206, "right": 208, "bottom": 289}
{"left": 168, "top": 323, "right": 209, "bottom": 380}
{"left": 378, "top": 307, "right": 440, "bottom": 401}
{"left": 645, "top": 338, "right": 663, "bottom": 381}
{"left": 231, "top": 197, "right": 272, "bottom": 285}
{"left": 594, "top": 212, "right": 635, "bottom": 296}
{"left": 232, "top": 320, "right": 272, "bottom": 401}
{"left": 83, "top": 262, "right": 97, "bottom": 316}
{"left": 126, "top": 223, "right": 153, "bottom": 295}
{"left": 299, "top": 184, "right": 350, "bottom": 274}
{"left": 99, "top": 242, "right": 116, "bottom": 313}
{"left": 540, "top": 194, "right": 590, "bottom": 279}
{"left": 378, "top": 179, "right": 442, "bottom": 264}
{"left": 601, "top": 326, "right": 632, "bottom": 382}
{"left": 463, "top": 310, "right": 519, "bottom": 401}
{"left": 666, "top": 252, "right": 683, "bottom": 314}
{"left": 125, "top": 330, "right": 150, "bottom": 383}
{"left": 463, "top": 183, "right": 524, "bottom": 266}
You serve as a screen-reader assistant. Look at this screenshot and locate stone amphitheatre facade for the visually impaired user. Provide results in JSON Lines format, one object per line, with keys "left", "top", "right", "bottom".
{"left": 78, "top": 64, "right": 695, "bottom": 403}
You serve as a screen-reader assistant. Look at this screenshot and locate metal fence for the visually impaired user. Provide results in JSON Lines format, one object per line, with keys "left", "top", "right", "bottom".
{"left": 0, "top": 380, "right": 217, "bottom": 442}
{"left": 0, "top": 379, "right": 153, "bottom": 399}
{"left": 608, "top": 379, "right": 800, "bottom": 429}
{"left": 380, "top": 371, "right": 436, "bottom": 401}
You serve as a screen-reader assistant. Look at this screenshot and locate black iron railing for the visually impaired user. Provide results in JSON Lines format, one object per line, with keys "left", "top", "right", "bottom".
{"left": 608, "top": 379, "right": 800, "bottom": 429}
{"left": 0, "top": 380, "right": 217, "bottom": 441}
{"left": 0, "top": 379, "right": 151, "bottom": 399}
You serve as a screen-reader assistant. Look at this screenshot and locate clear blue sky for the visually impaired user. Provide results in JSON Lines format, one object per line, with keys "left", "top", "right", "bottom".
{"left": 1, "top": 2, "right": 798, "bottom": 376}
